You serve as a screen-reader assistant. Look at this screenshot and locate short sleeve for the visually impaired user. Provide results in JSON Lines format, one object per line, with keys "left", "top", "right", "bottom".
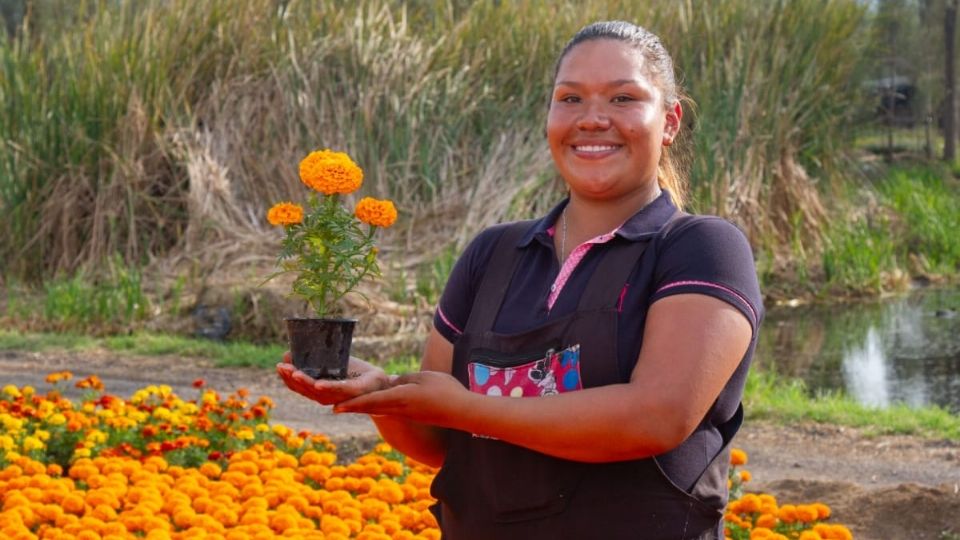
{"left": 432, "top": 226, "right": 508, "bottom": 344}
{"left": 650, "top": 216, "right": 764, "bottom": 334}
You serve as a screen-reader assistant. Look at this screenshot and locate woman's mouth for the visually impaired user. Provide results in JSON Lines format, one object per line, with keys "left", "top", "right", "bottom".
{"left": 572, "top": 144, "right": 621, "bottom": 157}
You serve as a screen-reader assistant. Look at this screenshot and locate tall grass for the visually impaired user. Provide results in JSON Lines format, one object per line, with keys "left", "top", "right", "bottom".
{"left": 6, "top": 256, "right": 151, "bottom": 333}
{"left": 821, "top": 166, "right": 960, "bottom": 292}
{"left": 880, "top": 168, "right": 960, "bottom": 274}
{"left": 0, "top": 0, "right": 870, "bottom": 282}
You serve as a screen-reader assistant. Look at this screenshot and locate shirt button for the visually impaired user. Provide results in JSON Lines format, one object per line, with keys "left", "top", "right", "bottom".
{"left": 551, "top": 284, "right": 557, "bottom": 292}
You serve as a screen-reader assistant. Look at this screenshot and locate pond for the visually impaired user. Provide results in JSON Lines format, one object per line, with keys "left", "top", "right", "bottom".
{"left": 755, "top": 287, "right": 960, "bottom": 413}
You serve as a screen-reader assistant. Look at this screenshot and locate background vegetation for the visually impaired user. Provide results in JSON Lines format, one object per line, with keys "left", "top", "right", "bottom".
{"left": 0, "top": 0, "right": 958, "bottom": 343}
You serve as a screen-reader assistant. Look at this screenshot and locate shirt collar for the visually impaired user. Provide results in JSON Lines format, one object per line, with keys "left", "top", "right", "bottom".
{"left": 518, "top": 189, "right": 679, "bottom": 247}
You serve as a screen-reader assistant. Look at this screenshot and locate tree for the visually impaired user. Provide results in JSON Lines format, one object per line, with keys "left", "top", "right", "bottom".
{"left": 945, "top": 0, "right": 958, "bottom": 160}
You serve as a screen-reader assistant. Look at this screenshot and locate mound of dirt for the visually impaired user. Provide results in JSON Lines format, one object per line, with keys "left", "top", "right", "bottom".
{"left": 751, "top": 479, "right": 960, "bottom": 540}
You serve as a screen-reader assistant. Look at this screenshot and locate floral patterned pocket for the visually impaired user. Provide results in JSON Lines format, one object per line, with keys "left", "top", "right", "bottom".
{"left": 467, "top": 344, "right": 582, "bottom": 397}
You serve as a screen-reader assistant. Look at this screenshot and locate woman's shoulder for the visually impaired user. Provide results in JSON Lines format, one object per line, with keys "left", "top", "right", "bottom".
{"left": 660, "top": 212, "right": 750, "bottom": 244}
{"left": 456, "top": 219, "right": 539, "bottom": 278}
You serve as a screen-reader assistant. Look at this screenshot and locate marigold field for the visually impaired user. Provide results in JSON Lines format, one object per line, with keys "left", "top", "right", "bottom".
{"left": 0, "top": 374, "right": 854, "bottom": 540}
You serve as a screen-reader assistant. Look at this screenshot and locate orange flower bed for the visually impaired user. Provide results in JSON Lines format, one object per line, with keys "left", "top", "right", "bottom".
{"left": 0, "top": 375, "right": 853, "bottom": 539}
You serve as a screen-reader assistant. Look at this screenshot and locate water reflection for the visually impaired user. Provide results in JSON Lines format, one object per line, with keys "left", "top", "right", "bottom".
{"left": 756, "top": 287, "right": 960, "bottom": 412}
{"left": 842, "top": 327, "right": 889, "bottom": 408}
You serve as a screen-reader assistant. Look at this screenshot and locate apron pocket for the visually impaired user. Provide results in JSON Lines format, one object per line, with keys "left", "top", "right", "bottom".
{"left": 474, "top": 437, "right": 585, "bottom": 523}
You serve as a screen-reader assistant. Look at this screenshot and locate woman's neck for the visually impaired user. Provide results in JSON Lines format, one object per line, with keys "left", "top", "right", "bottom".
{"left": 564, "top": 185, "right": 662, "bottom": 240}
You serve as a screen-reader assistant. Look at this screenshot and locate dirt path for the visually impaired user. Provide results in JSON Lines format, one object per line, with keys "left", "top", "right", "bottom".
{"left": 2, "top": 348, "right": 958, "bottom": 539}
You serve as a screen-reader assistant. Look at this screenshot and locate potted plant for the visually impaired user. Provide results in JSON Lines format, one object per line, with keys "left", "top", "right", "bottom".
{"left": 265, "top": 149, "right": 397, "bottom": 379}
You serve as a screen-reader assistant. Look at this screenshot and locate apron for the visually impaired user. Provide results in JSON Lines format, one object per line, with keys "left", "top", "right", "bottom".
{"left": 430, "top": 219, "right": 740, "bottom": 540}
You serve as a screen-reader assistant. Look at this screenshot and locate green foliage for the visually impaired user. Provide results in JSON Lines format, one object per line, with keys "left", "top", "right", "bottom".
{"left": 821, "top": 214, "right": 899, "bottom": 292}
{"left": 0, "top": 0, "right": 872, "bottom": 284}
{"left": 0, "top": 329, "right": 286, "bottom": 368}
{"left": 744, "top": 369, "right": 960, "bottom": 440}
{"left": 819, "top": 165, "right": 960, "bottom": 292}
{"left": 269, "top": 193, "right": 382, "bottom": 318}
{"left": 879, "top": 168, "right": 960, "bottom": 274}
{"left": 414, "top": 245, "right": 459, "bottom": 307}
{"left": 38, "top": 257, "right": 149, "bottom": 331}
{"left": 380, "top": 355, "right": 421, "bottom": 376}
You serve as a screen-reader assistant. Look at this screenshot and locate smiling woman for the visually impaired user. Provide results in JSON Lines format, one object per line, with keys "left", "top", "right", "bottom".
{"left": 277, "top": 20, "right": 763, "bottom": 540}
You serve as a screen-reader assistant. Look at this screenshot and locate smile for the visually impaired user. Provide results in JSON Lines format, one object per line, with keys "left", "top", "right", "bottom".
{"left": 572, "top": 144, "right": 620, "bottom": 153}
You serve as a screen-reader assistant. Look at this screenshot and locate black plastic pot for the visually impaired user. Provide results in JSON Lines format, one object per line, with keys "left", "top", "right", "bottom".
{"left": 285, "top": 317, "right": 357, "bottom": 380}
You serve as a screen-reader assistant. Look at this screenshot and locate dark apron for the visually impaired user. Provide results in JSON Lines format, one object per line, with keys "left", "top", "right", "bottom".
{"left": 430, "top": 220, "right": 739, "bottom": 540}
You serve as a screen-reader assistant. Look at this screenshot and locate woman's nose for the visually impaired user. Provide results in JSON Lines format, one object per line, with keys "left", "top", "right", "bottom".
{"left": 576, "top": 103, "right": 611, "bottom": 130}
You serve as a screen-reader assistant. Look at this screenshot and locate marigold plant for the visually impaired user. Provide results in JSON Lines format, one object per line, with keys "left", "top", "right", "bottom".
{"left": 724, "top": 450, "right": 853, "bottom": 540}
{"left": 265, "top": 149, "right": 397, "bottom": 317}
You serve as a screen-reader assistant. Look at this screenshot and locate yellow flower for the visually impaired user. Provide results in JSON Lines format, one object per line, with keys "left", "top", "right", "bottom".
{"left": 2, "top": 385, "right": 21, "bottom": 398}
{"left": 0, "top": 435, "right": 15, "bottom": 450}
{"left": 267, "top": 202, "right": 304, "bottom": 226}
{"left": 355, "top": 197, "right": 398, "bottom": 228}
{"left": 22, "top": 436, "right": 45, "bottom": 452}
{"left": 299, "top": 149, "right": 364, "bottom": 195}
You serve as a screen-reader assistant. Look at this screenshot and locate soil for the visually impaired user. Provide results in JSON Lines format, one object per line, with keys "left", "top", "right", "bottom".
{"left": 2, "top": 348, "right": 958, "bottom": 540}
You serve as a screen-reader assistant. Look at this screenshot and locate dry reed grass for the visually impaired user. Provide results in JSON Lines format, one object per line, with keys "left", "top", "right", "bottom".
{"left": 1, "top": 0, "right": 870, "bottom": 318}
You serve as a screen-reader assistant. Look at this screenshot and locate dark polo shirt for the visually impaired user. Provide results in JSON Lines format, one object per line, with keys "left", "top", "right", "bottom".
{"left": 434, "top": 190, "right": 764, "bottom": 491}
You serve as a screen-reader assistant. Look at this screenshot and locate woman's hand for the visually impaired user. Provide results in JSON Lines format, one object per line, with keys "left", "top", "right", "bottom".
{"left": 333, "top": 370, "right": 473, "bottom": 427}
{"left": 276, "top": 352, "right": 392, "bottom": 406}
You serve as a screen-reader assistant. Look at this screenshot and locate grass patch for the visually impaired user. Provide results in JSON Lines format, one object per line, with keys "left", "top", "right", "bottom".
{"left": 745, "top": 369, "right": 960, "bottom": 440}
{"left": 0, "top": 330, "right": 98, "bottom": 351}
{"left": 820, "top": 165, "right": 960, "bottom": 294}
{"left": 0, "top": 329, "right": 419, "bottom": 374}
{"left": 0, "top": 328, "right": 284, "bottom": 369}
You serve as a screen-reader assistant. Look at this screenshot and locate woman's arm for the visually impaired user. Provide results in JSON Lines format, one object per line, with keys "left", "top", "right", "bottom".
{"left": 334, "top": 293, "right": 751, "bottom": 463}
{"left": 368, "top": 327, "right": 452, "bottom": 467}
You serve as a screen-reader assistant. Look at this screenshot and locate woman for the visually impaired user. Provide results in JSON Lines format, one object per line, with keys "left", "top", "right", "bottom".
{"left": 278, "top": 20, "right": 762, "bottom": 540}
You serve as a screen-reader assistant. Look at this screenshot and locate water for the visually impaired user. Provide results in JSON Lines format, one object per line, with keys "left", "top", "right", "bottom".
{"left": 755, "top": 287, "right": 960, "bottom": 413}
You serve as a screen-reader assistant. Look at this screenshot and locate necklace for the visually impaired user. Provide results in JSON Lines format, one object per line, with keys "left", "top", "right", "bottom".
{"left": 560, "top": 209, "right": 567, "bottom": 264}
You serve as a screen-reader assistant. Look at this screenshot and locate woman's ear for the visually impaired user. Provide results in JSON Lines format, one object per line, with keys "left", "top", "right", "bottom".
{"left": 662, "top": 101, "right": 682, "bottom": 147}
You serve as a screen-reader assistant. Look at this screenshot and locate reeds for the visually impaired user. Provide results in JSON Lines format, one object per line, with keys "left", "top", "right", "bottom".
{"left": 0, "top": 0, "right": 870, "bottom": 281}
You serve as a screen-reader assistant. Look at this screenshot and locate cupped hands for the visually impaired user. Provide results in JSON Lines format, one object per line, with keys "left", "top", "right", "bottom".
{"left": 276, "top": 351, "right": 393, "bottom": 406}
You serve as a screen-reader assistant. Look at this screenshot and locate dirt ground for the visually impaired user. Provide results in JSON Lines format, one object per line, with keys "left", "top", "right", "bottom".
{"left": 1, "top": 348, "right": 958, "bottom": 540}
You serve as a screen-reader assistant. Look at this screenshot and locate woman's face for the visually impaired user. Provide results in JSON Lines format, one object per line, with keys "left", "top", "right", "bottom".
{"left": 546, "top": 39, "right": 680, "bottom": 203}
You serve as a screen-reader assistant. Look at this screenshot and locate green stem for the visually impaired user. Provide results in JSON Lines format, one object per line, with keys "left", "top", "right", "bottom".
{"left": 315, "top": 194, "right": 337, "bottom": 317}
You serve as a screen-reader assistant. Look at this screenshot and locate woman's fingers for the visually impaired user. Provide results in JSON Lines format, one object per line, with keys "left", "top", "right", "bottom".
{"left": 276, "top": 359, "right": 390, "bottom": 405}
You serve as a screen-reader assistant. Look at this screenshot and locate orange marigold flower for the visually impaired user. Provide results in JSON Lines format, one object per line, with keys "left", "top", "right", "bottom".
{"left": 811, "top": 502, "right": 832, "bottom": 520}
{"left": 778, "top": 504, "right": 798, "bottom": 523}
{"left": 45, "top": 371, "right": 73, "bottom": 384}
{"left": 740, "top": 470, "right": 752, "bottom": 482}
{"left": 730, "top": 448, "right": 748, "bottom": 466}
{"left": 795, "top": 504, "right": 820, "bottom": 523}
{"left": 299, "top": 149, "right": 363, "bottom": 195}
{"left": 75, "top": 375, "right": 104, "bottom": 391}
{"left": 267, "top": 202, "right": 304, "bottom": 226}
{"left": 354, "top": 197, "right": 398, "bottom": 228}
{"left": 756, "top": 513, "right": 778, "bottom": 528}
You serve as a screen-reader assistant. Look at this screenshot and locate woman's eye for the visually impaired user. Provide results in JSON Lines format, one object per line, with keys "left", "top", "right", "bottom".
{"left": 559, "top": 95, "right": 580, "bottom": 104}
{"left": 612, "top": 95, "right": 635, "bottom": 103}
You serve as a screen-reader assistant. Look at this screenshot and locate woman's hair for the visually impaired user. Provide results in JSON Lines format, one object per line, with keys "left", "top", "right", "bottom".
{"left": 553, "top": 21, "right": 691, "bottom": 210}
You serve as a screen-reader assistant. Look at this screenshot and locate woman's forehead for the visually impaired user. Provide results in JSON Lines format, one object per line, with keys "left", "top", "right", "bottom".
{"left": 555, "top": 39, "right": 653, "bottom": 86}
{"left": 557, "top": 40, "right": 647, "bottom": 77}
